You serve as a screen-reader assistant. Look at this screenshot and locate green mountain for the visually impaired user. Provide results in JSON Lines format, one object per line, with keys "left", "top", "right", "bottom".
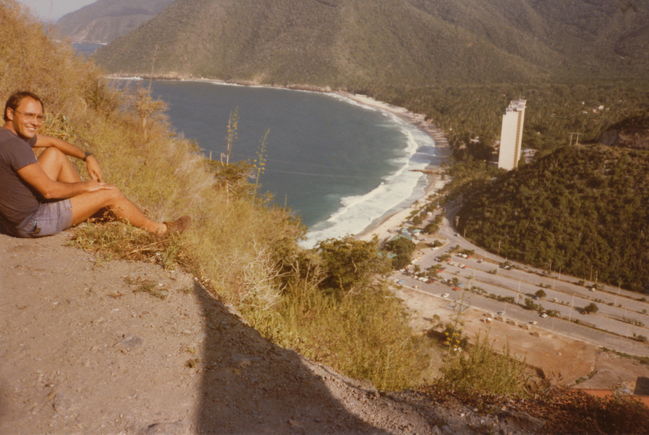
{"left": 95, "top": 0, "right": 649, "bottom": 86}
{"left": 56, "top": 0, "right": 174, "bottom": 43}
{"left": 457, "top": 145, "right": 649, "bottom": 293}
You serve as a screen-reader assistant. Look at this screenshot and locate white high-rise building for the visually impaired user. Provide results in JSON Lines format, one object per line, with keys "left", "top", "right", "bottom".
{"left": 498, "top": 100, "right": 526, "bottom": 170}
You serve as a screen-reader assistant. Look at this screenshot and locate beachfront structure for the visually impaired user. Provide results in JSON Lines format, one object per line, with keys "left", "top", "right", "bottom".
{"left": 498, "top": 99, "right": 526, "bottom": 170}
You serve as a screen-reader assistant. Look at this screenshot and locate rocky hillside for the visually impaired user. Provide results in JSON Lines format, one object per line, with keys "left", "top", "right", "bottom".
{"left": 0, "top": 234, "right": 428, "bottom": 433}
{"left": 95, "top": 0, "right": 649, "bottom": 86}
{"left": 56, "top": 0, "right": 174, "bottom": 43}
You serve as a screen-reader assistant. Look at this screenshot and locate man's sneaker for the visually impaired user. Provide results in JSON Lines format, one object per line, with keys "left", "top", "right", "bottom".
{"left": 163, "top": 215, "right": 191, "bottom": 235}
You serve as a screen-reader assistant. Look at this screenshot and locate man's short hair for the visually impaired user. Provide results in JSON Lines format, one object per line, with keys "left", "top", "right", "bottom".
{"left": 4, "top": 91, "right": 44, "bottom": 122}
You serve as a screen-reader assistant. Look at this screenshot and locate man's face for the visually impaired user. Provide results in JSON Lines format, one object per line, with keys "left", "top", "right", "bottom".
{"left": 6, "top": 97, "right": 44, "bottom": 140}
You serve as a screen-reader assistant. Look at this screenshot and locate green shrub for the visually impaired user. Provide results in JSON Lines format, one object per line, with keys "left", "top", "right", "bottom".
{"left": 579, "top": 303, "right": 599, "bottom": 314}
{"left": 383, "top": 236, "right": 416, "bottom": 269}
{"left": 316, "top": 237, "right": 391, "bottom": 295}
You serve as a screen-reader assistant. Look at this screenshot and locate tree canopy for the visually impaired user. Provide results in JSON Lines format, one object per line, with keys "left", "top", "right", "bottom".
{"left": 458, "top": 145, "right": 649, "bottom": 293}
{"left": 316, "top": 237, "right": 391, "bottom": 295}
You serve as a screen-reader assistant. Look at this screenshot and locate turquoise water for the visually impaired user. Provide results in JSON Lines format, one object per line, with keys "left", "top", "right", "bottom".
{"left": 113, "top": 80, "right": 438, "bottom": 245}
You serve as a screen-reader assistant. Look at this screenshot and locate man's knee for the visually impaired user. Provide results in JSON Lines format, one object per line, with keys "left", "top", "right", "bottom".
{"left": 38, "top": 147, "right": 73, "bottom": 180}
{"left": 38, "top": 146, "right": 65, "bottom": 161}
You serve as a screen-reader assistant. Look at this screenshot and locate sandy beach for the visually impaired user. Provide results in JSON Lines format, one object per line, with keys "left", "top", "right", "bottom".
{"left": 334, "top": 92, "right": 451, "bottom": 242}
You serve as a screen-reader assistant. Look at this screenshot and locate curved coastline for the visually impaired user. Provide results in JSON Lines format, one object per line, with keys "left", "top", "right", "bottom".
{"left": 331, "top": 92, "right": 451, "bottom": 243}
{"left": 107, "top": 74, "right": 451, "bottom": 244}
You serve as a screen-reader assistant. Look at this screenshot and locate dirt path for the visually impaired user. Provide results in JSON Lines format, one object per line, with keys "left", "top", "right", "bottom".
{"left": 1, "top": 233, "right": 442, "bottom": 434}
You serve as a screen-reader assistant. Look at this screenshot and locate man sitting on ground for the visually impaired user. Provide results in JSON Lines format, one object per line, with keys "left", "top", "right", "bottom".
{"left": 0, "top": 91, "right": 189, "bottom": 238}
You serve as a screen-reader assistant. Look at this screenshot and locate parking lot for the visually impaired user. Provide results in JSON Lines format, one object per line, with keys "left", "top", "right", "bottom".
{"left": 390, "top": 215, "right": 649, "bottom": 358}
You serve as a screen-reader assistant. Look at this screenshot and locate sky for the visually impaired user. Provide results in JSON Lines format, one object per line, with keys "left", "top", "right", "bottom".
{"left": 16, "top": 0, "right": 96, "bottom": 21}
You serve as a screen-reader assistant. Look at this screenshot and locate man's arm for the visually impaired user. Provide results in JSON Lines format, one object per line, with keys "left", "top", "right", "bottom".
{"left": 34, "top": 135, "right": 103, "bottom": 182}
{"left": 17, "top": 162, "right": 112, "bottom": 200}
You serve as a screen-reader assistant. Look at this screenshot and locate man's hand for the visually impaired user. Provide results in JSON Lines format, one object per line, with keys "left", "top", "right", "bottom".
{"left": 84, "top": 180, "right": 115, "bottom": 193}
{"left": 85, "top": 155, "right": 103, "bottom": 182}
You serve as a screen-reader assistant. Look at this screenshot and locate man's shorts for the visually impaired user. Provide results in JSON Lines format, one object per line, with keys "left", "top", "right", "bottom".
{"left": 15, "top": 200, "right": 72, "bottom": 238}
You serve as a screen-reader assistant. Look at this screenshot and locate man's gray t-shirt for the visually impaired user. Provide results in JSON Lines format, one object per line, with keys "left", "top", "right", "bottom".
{"left": 0, "top": 129, "right": 39, "bottom": 229}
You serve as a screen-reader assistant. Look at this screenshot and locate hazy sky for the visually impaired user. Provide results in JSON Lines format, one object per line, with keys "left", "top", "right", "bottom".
{"left": 17, "top": 0, "right": 96, "bottom": 21}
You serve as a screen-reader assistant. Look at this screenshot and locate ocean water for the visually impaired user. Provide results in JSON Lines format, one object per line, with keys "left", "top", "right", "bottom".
{"left": 72, "top": 42, "right": 105, "bottom": 57}
{"left": 113, "top": 80, "right": 438, "bottom": 247}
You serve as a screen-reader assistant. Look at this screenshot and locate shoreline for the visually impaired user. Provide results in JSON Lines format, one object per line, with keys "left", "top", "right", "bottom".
{"left": 334, "top": 92, "right": 451, "bottom": 242}
{"left": 106, "top": 74, "right": 451, "bottom": 242}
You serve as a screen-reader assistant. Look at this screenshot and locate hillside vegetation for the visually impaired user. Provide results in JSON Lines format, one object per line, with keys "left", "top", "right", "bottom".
{"left": 95, "top": 0, "right": 649, "bottom": 86}
{"left": 56, "top": 0, "right": 174, "bottom": 43}
{"left": 370, "top": 83, "right": 649, "bottom": 160}
{"left": 68, "top": 0, "right": 649, "bottom": 314}
{"left": 0, "top": 0, "right": 430, "bottom": 391}
{"left": 6, "top": 3, "right": 649, "bottom": 429}
{"left": 601, "top": 115, "right": 649, "bottom": 150}
{"left": 457, "top": 145, "right": 649, "bottom": 293}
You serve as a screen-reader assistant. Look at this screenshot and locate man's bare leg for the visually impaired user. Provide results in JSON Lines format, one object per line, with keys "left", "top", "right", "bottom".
{"left": 37, "top": 147, "right": 81, "bottom": 183}
{"left": 38, "top": 147, "right": 183, "bottom": 235}
{"left": 70, "top": 189, "right": 166, "bottom": 234}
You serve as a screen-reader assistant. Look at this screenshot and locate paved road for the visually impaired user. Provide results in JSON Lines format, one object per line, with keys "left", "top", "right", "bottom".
{"left": 391, "top": 210, "right": 649, "bottom": 357}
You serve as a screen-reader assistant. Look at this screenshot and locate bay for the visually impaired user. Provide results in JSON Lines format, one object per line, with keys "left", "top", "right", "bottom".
{"left": 114, "top": 80, "right": 437, "bottom": 245}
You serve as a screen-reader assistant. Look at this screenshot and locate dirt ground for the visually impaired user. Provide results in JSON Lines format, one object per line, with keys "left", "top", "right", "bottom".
{"left": 2, "top": 232, "right": 562, "bottom": 434}
{"left": 3, "top": 232, "right": 646, "bottom": 434}
{"left": 1, "top": 233, "right": 445, "bottom": 433}
{"left": 394, "top": 287, "right": 649, "bottom": 393}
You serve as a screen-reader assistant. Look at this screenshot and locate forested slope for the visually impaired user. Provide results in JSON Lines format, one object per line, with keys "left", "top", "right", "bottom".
{"left": 601, "top": 115, "right": 649, "bottom": 150}
{"left": 370, "top": 83, "right": 649, "bottom": 159}
{"left": 95, "top": 0, "right": 649, "bottom": 87}
{"left": 56, "top": 0, "right": 174, "bottom": 43}
{"left": 457, "top": 145, "right": 649, "bottom": 292}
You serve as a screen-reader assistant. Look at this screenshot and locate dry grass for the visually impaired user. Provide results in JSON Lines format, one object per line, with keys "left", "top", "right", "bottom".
{"left": 0, "top": 0, "right": 432, "bottom": 391}
{"left": 438, "top": 333, "right": 531, "bottom": 398}
{"left": 253, "top": 281, "right": 432, "bottom": 391}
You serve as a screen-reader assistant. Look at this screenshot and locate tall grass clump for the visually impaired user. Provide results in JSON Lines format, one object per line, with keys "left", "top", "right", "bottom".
{"left": 242, "top": 236, "right": 432, "bottom": 390}
{"left": 438, "top": 333, "right": 530, "bottom": 397}
{"left": 257, "top": 281, "right": 431, "bottom": 391}
{"left": 1, "top": 0, "right": 431, "bottom": 391}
